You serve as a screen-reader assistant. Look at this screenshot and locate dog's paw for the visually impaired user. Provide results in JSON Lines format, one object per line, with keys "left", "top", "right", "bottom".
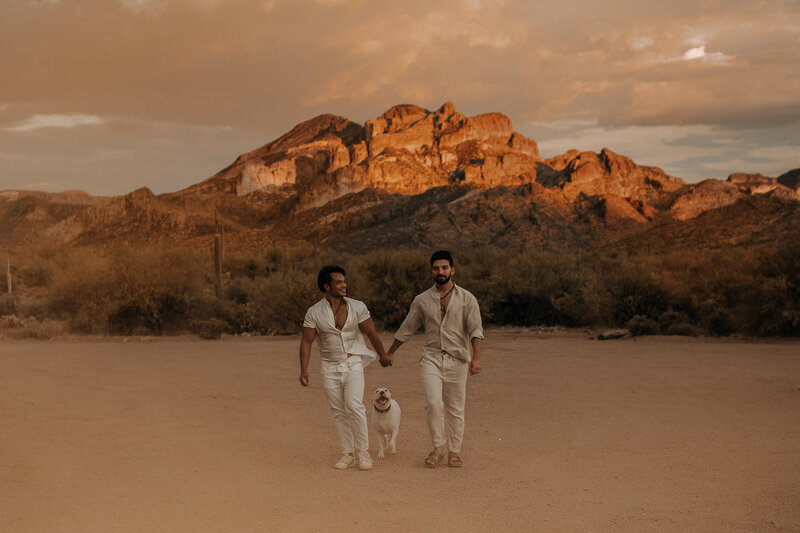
{"left": 377, "top": 449, "right": 386, "bottom": 459}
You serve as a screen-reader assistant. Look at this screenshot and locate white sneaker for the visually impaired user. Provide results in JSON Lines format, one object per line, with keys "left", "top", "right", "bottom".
{"left": 357, "top": 449, "right": 373, "bottom": 470}
{"left": 334, "top": 453, "right": 356, "bottom": 470}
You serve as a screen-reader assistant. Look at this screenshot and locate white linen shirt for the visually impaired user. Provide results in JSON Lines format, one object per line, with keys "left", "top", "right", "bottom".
{"left": 394, "top": 283, "right": 484, "bottom": 363}
{"left": 303, "top": 297, "right": 377, "bottom": 370}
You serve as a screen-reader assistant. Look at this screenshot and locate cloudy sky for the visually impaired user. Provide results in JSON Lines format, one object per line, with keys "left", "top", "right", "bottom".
{"left": 1, "top": 0, "right": 799, "bottom": 195}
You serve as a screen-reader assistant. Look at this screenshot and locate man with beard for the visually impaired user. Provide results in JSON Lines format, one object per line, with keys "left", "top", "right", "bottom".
{"left": 299, "top": 265, "right": 390, "bottom": 470}
{"left": 387, "top": 250, "right": 483, "bottom": 468}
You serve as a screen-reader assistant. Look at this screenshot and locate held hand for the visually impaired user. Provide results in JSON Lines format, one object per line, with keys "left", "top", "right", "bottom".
{"left": 379, "top": 353, "right": 393, "bottom": 367}
{"left": 299, "top": 371, "right": 310, "bottom": 386}
{"left": 469, "top": 359, "right": 482, "bottom": 375}
{"left": 382, "top": 348, "right": 396, "bottom": 367}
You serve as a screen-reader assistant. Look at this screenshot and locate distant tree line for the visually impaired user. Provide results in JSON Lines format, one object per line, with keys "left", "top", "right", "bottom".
{"left": 1, "top": 237, "right": 798, "bottom": 338}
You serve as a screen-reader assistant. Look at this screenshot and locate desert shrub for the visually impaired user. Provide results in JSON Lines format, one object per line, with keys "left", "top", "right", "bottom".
{"left": 243, "top": 268, "right": 319, "bottom": 334}
{"left": 45, "top": 245, "right": 205, "bottom": 335}
{"left": 347, "top": 250, "right": 429, "bottom": 328}
{"left": 108, "top": 293, "right": 189, "bottom": 335}
{"left": 746, "top": 277, "right": 800, "bottom": 336}
{"left": 225, "top": 247, "right": 290, "bottom": 279}
{"left": 470, "top": 251, "right": 572, "bottom": 325}
{"left": 0, "top": 315, "right": 66, "bottom": 339}
{"left": 8, "top": 244, "right": 69, "bottom": 290}
{"left": 657, "top": 310, "right": 694, "bottom": 333}
{"left": 491, "top": 291, "right": 565, "bottom": 326}
{"left": 626, "top": 314, "right": 659, "bottom": 336}
{"left": 704, "top": 310, "right": 734, "bottom": 337}
{"left": 0, "top": 294, "right": 15, "bottom": 315}
{"left": 17, "top": 261, "right": 52, "bottom": 288}
{"left": 553, "top": 254, "right": 618, "bottom": 326}
{"left": 609, "top": 275, "right": 669, "bottom": 326}
{"left": 661, "top": 239, "right": 800, "bottom": 337}
{"left": 665, "top": 322, "right": 699, "bottom": 336}
{"left": 106, "top": 246, "right": 205, "bottom": 334}
{"left": 0, "top": 315, "right": 25, "bottom": 328}
{"left": 226, "top": 277, "right": 254, "bottom": 305}
{"left": 9, "top": 239, "right": 796, "bottom": 338}
{"left": 45, "top": 252, "right": 114, "bottom": 333}
{"left": 743, "top": 239, "right": 800, "bottom": 336}
{"left": 189, "top": 317, "right": 231, "bottom": 339}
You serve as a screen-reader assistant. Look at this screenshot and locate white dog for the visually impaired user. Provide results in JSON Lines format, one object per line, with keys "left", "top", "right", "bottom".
{"left": 371, "top": 387, "right": 401, "bottom": 459}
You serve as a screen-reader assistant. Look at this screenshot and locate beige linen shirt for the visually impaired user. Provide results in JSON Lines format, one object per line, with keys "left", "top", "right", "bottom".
{"left": 303, "top": 297, "right": 377, "bottom": 369}
{"left": 394, "top": 283, "right": 484, "bottom": 363}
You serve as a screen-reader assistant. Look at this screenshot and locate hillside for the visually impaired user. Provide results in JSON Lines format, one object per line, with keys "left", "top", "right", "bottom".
{"left": 1, "top": 102, "right": 798, "bottom": 254}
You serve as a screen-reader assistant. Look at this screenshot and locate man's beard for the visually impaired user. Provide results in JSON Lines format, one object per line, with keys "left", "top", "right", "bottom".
{"left": 434, "top": 274, "right": 451, "bottom": 286}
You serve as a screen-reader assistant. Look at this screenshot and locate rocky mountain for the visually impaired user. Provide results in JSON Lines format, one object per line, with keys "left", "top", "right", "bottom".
{"left": 1, "top": 102, "right": 798, "bottom": 253}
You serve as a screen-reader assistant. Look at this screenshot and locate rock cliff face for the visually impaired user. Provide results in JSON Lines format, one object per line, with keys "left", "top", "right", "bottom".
{"left": 1, "top": 101, "right": 797, "bottom": 252}
{"left": 186, "top": 102, "right": 545, "bottom": 209}
{"left": 182, "top": 102, "right": 691, "bottom": 226}
{"left": 668, "top": 172, "right": 800, "bottom": 220}
{"left": 0, "top": 189, "right": 108, "bottom": 206}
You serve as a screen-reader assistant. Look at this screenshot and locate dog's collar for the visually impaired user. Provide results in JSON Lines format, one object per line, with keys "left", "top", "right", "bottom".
{"left": 374, "top": 402, "right": 391, "bottom": 414}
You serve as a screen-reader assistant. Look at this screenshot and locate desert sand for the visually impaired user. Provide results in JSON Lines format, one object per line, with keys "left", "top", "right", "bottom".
{"left": 1, "top": 331, "right": 798, "bottom": 532}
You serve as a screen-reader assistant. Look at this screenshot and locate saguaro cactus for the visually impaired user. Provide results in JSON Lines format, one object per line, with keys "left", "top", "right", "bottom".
{"left": 212, "top": 213, "right": 224, "bottom": 298}
{"left": 5, "top": 255, "right": 11, "bottom": 295}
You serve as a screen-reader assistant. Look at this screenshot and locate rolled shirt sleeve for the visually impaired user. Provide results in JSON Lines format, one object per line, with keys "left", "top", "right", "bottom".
{"left": 355, "top": 299, "right": 371, "bottom": 324}
{"left": 394, "top": 296, "right": 424, "bottom": 342}
{"left": 464, "top": 292, "right": 484, "bottom": 341}
{"left": 302, "top": 307, "right": 315, "bottom": 329}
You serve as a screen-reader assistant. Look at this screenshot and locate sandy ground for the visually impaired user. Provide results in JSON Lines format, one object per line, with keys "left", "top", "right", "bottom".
{"left": 1, "top": 331, "right": 799, "bottom": 532}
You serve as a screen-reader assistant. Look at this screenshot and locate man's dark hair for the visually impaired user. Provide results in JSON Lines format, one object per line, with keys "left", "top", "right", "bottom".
{"left": 317, "top": 265, "right": 346, "bottom": 293}
{"left": 430, "top": 250, "right": 454, "bottom": 267}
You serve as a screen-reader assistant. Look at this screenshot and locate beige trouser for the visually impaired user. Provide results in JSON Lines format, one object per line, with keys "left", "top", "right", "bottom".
{"left": 419, "top": 351, "right": 468, "bottom": 453}
{"left": 320, "top": 357, "right": 369, "bottom": 454}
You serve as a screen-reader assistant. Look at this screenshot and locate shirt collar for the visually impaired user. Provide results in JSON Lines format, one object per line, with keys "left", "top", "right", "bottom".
{"left": 430, "top": 283, "right": 458, "bottom": 296}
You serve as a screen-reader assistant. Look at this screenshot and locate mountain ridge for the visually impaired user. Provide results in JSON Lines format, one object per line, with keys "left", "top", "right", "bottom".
{"left": 1, "top": 102, "right": 798, "bottom": 253}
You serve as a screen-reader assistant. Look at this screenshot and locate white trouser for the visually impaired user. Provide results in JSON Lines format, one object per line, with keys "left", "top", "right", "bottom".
{"left": 419, "top": 351, "right": 468, "bottom": 453}
{"left": 320, "top": 357, "right": 369, "bottom": 454}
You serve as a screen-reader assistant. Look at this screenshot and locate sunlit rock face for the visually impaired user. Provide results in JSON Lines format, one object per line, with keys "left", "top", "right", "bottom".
{"left": 543, "top": 148, "right": 683, "bottom": 205}
{"left": 669, "top": 180, "right": 746, "bottom": 221}
{"left": 4, "top": 101, "right": 797, "bottom": 251}
{"left": 727, "top": 172, "right": 799, "bottom": 200}
{"left": 180, "top": 101, "right": 798, "bottom": 224}
{"left": 189, "top": 102, "right": 545, "bottom": 207}
{"left": 668, "top": 172, "right": 800, "bottom": 221}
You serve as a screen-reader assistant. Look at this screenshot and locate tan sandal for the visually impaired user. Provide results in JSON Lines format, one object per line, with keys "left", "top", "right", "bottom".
{"left": 424, "top": 449, "right": 444, "bottom": 468}
{"left": 447, "top": 452, "right": 462, "bottom": 467}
